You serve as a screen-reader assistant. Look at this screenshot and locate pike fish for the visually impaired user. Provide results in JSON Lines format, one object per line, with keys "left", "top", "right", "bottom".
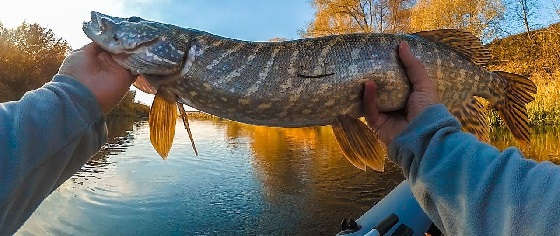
{"left": 83, "top": 11, "right": 537, "bottom": 171}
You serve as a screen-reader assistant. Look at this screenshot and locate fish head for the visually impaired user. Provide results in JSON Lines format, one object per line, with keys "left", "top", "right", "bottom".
{"left": 83, "top": 11, "right": 188, "bottom": 76}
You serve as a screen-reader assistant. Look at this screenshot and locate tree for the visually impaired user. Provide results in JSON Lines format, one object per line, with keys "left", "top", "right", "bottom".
{"left": 386, "top": 0, "right": 414, "bottom": 33}
{"left": 0, "top": 22, "right": 149, "bottom": 120}
{"left": 409, "top": 0, "right": 504, "bottom": 39}
{"left": 503, "top": 0, "right": 540, "bottom": 33}
{"left": 305, "top": 0, "right": 503, "bottom": 40}
{"left": 305, "top": 0, "right": 414, "bottom": 37}
{"left": 0, "top": 22, "right": 71, "bottom": 101}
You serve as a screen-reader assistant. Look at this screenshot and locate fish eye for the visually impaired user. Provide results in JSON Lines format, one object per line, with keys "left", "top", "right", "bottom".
{"left": 128, "top": 16, "right": 143, "bottom": 23}
{"left": 113, "top": 34, "right": 119, "bottom": 41}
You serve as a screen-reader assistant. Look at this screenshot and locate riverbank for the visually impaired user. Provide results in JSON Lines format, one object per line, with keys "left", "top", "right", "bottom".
{"left": 106, "top": 90, "right": 150, "bottom": 120}
{"left": 489, "top": 23, "right": 560, "bottom": 126}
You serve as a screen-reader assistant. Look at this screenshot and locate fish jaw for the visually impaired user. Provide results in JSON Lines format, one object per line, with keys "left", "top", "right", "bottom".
{"left": 82, "top": 11, "right": 188, "bottom": 76}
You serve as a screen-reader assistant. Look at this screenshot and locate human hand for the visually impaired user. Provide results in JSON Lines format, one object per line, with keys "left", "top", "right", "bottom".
{"left": 58, "top": 43, "right": 135, "bottom": 113}
{"left": 363, "top": 42, "right": 438, "bottom": 145}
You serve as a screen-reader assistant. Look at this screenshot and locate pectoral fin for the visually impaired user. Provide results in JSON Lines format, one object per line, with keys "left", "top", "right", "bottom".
{"left": 149, "top": 93, "right": 177, "bottom": 159}
{"left": 177, "top": 103, "right": 199, "bottom": 156}
{"left": 450, "top": 97, "right": 490, "bottom": 142}
{"left": 331, "top": 116, "right": 385, "bottom": 172}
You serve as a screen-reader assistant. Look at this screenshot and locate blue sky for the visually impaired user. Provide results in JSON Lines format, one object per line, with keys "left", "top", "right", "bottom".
{"left": 125, "top": 0, "right": 316, "bottom": 42}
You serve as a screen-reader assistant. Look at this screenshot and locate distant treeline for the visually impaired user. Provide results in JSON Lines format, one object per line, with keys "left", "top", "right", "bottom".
{"left": 0, "top": 22, "right": 149, "bottom": 120}
{"left": 185, "top": 111, "right": 223, "bottom": 120}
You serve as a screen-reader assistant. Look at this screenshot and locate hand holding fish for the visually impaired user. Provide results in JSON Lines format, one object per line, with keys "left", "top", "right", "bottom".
{"left": 363, "top": 42, "right": 438, "bottom": 145}
{"left": 58, "top": 43, "right": 135, "bottom": 113}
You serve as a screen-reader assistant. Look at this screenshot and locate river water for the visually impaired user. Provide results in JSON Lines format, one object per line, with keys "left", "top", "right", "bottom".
{"left": 16, "top": 117, "right": 560, "bottom": 235}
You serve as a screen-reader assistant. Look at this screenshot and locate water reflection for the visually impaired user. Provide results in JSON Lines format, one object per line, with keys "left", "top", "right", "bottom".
{"left": 491, "top": 126, "right": 560, "bottom": 164}
{"left": 72, "top": 118, "right": 138, "bottom": 182}
{"left": 192, "top": 119, "right": 405, "bottom": 234}
{"left": 18, "top": 116, "right": 560, "bottom": 235}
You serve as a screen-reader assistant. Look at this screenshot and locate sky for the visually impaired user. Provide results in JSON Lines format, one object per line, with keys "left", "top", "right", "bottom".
{"left": 0, "top": 0, "right": 558, "bottom": 104}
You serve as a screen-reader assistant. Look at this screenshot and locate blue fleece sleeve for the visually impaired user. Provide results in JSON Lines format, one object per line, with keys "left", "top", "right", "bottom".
{"left": 0, "top": 75, "right": 107, "bottom": 234}
{"left": 388, "top": 104, "right": 560, "bottom": 235}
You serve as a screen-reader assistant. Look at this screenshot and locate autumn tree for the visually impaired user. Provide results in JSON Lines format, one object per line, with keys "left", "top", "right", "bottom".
{"left": 409, "top": 0, "right": 504, "bottom": 39}
{"left": 0, "top": 22, "right": 70, "bottom": 101}
{"left": 305, "top": 0, "right": 414, "bottom": 37}
{"left": 503, "top": 0, "right": 540, "bottom": 33}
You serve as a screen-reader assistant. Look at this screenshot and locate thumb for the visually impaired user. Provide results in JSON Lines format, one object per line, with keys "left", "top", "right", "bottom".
{"left": 398, "top": 42, "right": 432, "bottom": 92}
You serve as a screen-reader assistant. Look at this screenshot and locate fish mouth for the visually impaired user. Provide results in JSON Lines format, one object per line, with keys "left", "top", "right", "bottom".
{"left": 82, "top": 11, "right": 158, "bottom": 54}
{"left": 82, "top": 11, "right": 115, "bottom": 52}
{"left": 83, "top": 11, "right": 185, "bottom": 77}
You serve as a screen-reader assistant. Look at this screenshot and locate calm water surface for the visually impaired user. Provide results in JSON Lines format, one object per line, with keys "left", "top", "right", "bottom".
{"left": 17, "top": 118, "right": 560, "bottom": 235}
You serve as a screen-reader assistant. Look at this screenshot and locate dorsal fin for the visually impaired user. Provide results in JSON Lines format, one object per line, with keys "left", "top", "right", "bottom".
{"left": 414, "top": 29, "right": 491, "bottom": 66}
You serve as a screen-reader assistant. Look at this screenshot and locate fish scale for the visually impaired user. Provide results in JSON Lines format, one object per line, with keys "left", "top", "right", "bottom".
{"left": 84, "top": 11, "right": 537, "bottom": 171}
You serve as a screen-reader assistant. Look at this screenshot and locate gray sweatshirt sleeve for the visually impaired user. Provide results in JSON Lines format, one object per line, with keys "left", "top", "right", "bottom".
{"left": 388, "top": 104, "right": 560, "bottom": 235}
{"left": 0, "top": 75, "right": 107, "bottom": 234}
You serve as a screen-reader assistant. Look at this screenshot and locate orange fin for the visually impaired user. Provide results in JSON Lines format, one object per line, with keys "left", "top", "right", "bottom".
{"left": 331, "top": 116, "right": 385, "bottom": 172}
{"left": 149, "top": 93, "right": 177, "bottom": 159}
{"left": 133, "top": 75, "right": 158, "bottom": 94}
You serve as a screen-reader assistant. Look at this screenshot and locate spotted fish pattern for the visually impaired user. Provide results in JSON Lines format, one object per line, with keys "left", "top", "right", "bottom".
{"left": 167, "top": 33, "right": 496, "bottom": 128}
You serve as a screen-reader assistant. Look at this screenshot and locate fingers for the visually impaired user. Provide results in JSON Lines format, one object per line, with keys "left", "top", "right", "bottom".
{"left": 363, "top": 81, "right": 388, "bottom": 129}
{"left": 97, "top": 51, "right": 117, "bottom": 68}
{"left": 398, "top": 42, "right": 432, "bottom": 91}
{"left": 398, "top": 42, "right": 438, "bottom": 119}
{"left": 363, "top": 81, "right": 379, "bottom": 126}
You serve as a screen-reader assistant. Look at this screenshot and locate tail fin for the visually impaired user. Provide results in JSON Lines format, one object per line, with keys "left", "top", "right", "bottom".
{"left": 494, "top": 71, "right": 537, "bottom": 142}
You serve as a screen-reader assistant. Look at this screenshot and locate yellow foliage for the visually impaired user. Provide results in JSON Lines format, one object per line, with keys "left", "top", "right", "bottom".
{"left": 306, "top": 0, "right": 414, "bottom": 37}
{"left": 526, "top": 71, "right": 560, "bottom": 126}
{"left": 0, "top": 22, "right": 70, "bottom": 101}
{"left": 409, "top": 0, "right": 504, "bottom": 38}
{"left": 306, "top": 0, "right": 504, "bottom": 39}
